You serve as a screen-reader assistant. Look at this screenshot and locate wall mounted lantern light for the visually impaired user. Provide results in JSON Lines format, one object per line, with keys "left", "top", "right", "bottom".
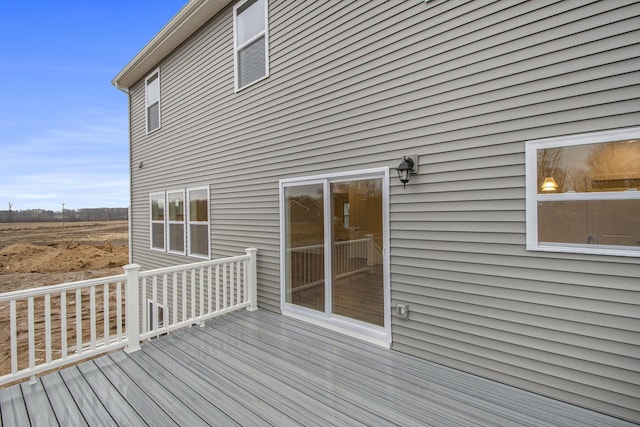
{"left": 540, "top": 177, "right": 559, "bottom": 192}
{"left": 397, "top": 155, "right": 417, "bottom": 188}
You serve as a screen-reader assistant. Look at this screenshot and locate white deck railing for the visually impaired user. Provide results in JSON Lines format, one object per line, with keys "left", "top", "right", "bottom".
{"left": 288, "top": 235, "right": 382, "bottom": 293}
{"left": 0, "top": 248, "right": 257, "bottom": 386}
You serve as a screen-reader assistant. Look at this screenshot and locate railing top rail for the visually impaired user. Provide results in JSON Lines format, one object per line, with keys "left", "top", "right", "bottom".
{"left": 288, "top": 238, "right": 371, "bottom": 252}
{"left": 138, "top": 253, "right": 250, "bottom": 278}
{"left": 334, "top": 238, "right": 370, "bottom": 245}
{"left": 0, "top": 273, "right": 127, "bottom": 302}
{"left": 287, "top": 243, "right": 324, "bottom": 252}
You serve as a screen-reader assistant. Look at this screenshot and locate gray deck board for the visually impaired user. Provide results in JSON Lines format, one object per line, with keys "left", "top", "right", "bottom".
{"left": 234, "top": 313, "right": 558, "bottom": 426}
{"left": 212, "top": 314, "right": 497, "bottom": 426}
{"left": 196, "top": 318, "right": 446, "bottom": 426}
{"left": 170, "top": 327, "right": 371, "bottom": 426}
{"left": 0, "top": 309, "right": 636, "bottom": 426}
{"left": 40, "top": 372, "right": 88, "bottom": 427}
{"left": 57, "top": 367, "right": 116, "bottom": 427}
{"left": 155, "top": 335, "right": 303, "bottom": 426}
{"left": 20, "top": 380, "right": 57, "bottom": 426}
{"left": 74, "top": 361, "right": 147, "bottom": 426}
{"left": 90, "top": 355, "right": 180, "bottom": 426}
{"left": 0, "top": 382, "right": 30, "bottom": 427}
{"left": 125, "top": 347, "right": 241, "bottom": 426}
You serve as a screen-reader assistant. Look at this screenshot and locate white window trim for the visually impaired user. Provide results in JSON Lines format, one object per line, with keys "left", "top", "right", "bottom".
{"left": 525, "top": 126, "right": 640, "bottom": 257}
{"left": 150, "top": 192, "right": 166, "bottom": 252}
{"left": 233, "top": 0, "right": 269, "bottom": 92}
{"left": 279, "top": 167, "right": 391, "bottom": 347}
{"left": 145, "top": 68, "right": 161, "bottom": 134}
{"left": 147, "top": 299, "right": 168, "bottom": 331}
{"left": 167, "top": 189, "right": 186, "bottom": 255}
{"left": 187, "top": 185, "right": 211, "bottom": 259}
{"left": 149, "top": 186, "right": 211, "bottom": 259}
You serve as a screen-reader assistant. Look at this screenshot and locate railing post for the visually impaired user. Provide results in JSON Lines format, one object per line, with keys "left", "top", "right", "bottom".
{"left": 366, "top": 234, "right": 374, "bottom": 272}
{"left": 245, "top": 248, "right": 258, "bottom": 311}
{"left": 124, "top": 264, "right": 141, "bottom": 353}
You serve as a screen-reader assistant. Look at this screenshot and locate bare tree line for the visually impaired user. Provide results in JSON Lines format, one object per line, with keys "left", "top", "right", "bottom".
{"left": 0, "top": 207, "right": 128, "bottom": 223}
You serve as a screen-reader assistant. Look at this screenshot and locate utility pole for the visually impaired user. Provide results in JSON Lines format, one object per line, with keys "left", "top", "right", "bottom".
{"left": 62, "top": 203, "right": 65, "bottom": 228}
{"left": 7, "top": 202, "right": 12, "bottom": 222}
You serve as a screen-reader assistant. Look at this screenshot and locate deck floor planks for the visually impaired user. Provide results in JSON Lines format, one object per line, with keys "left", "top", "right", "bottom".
{"left": 214, "top": 313, "right": 496, "bottom": 425}
{"left": 57, "top": 367, "right": 117, "bottom": 427}
{"left": 103, "top": 351, "right": 211, "bottom": 427}
{"left": 134, "top": 340, "right": 262, "bottom": 427}
{"left": 19, "top": 379, "right": 58, "bottom": 426}
{"left": 125, "top": 346, "right": 241, "bottom": 426}
{"left": 74, "top": 361, "right": 148, "bottom": 426}
{"left": 89, "top": 355, "right": 180, "bottom": 426}
{"left": 157, "top": 332, "right": 311, "bottom": 426}
{"left": 243, "top": 311, "right": 602, "bottom": 427}
{"left": 0, "top": 309, "right": 636, "bottom": 426}
{"left": 0, "top": 382, "right": 30, "bottom": 426}
{"left": 202, "top": 315, "right": 459, "bottom": 426}
{"left": 40, "top": 372, "right": 88, "bottom": 427}
{"left": 170, "top": 325, "right": 373, "bottom": 427}
{"left": 235, "top": 311, "right": 547, "bottom": 426}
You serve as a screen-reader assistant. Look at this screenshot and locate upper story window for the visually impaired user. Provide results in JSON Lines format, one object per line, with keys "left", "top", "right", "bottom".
{"left": 525, "top": 127, "right": 640, "bottom": 257}
{"left": 145, "top": 69, "right": 161, "bottom": 133}
{"left": 234, "top": 0, "right": 269, "bottom": 91}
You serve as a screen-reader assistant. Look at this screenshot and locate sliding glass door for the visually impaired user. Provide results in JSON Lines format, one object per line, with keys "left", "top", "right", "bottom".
{"left": 283, "top": 183, "right": 325, "bottom": 312}
{"left": 282, "top": 169, "right": 388, "bottom": 338}
{"left": 330, "top": 179, "right": 383, "bottom": 326}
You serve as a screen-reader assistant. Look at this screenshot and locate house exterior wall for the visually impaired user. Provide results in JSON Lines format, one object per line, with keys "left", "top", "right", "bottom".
{"left": 125, "top": 0, "right": 640, "bottom": 421}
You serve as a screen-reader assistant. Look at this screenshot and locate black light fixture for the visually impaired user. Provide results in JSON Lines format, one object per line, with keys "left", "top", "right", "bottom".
{"left": 397, "top": 156, "right": 416, "bottom": 188}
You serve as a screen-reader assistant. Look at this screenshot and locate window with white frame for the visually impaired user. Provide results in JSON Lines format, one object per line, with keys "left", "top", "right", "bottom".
{"left": 167, "top": 190, "right": 185, "bottom": 254}
{"left": 149, "top": 186, "right": 210, "bottom": 258}
{"left": 187, "top": 187, "right": 210, "bottom": 258}
{"left": 145, "top": 69, "right": 161, "bottom": 133}
{"left": 525, "top": 127, "right": 640, "bottom": 256}
{"left": 150, "top": 193, "right": 166, "bottom": 251}
{"left": 234, "top": 0, "right": 269, "bottom": 90}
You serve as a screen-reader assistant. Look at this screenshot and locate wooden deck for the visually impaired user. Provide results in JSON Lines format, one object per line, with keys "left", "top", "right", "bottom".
{"left": 0, "top": 309, "right": 634, "bottom": 426}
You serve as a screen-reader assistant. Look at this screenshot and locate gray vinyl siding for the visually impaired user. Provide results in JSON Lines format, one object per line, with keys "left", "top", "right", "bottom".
{"left": 126, "top": 0, "right": 640, "bottom": 422}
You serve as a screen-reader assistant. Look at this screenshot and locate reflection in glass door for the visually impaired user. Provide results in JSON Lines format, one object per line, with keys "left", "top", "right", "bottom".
{"left": 331, "top": 179, "right": 383, "bottom": 326}
{"left": 283, "top": 175, "right": 385, "bottom": 329}
{"left": 284, "top": 184, "right": 325, "bottom": 312}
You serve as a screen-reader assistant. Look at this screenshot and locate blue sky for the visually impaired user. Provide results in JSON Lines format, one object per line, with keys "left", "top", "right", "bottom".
{"left": 0, "top": 1, "right": 185, "bottom": 211}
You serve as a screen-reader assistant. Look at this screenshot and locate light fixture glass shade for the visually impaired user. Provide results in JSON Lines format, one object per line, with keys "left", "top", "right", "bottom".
{"left": 540, "top": 177, "right": 559, "bottom": 192}
{"left": 397, "top": 157, "right": 415, "bottom": 188}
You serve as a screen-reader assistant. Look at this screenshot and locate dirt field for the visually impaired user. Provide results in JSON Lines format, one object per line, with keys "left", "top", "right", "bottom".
{"left": 0, "top": 221, "right": 129, "bottom": 292}
{"left": 0, "top": 221, "right": 129, "bottom": 382}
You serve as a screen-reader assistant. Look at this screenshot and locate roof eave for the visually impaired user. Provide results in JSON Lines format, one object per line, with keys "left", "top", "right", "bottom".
{"left": 112, "top": 0, "right": 231, "bottom": 90}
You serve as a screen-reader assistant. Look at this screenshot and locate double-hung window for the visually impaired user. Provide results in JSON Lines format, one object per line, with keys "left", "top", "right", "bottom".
{"left": 167, "top": 190, "right": 185, "bottom": 254}
{"left": 150, "top": 193, "right": 166, "bottom": 251}
{"left": 149, "top": 186, "right": 210, "bottom": 258}
{"left": 234, "top": 0, "right": 269, "bottom": 90}
{"left": 145, "top": 69, "right": 161, "bottom": 133}
{"left": 187, "top": 187, "right": 210, "bottom": 258}
{"left": 525, "top": 127, "right": 640, "bottom": 257}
